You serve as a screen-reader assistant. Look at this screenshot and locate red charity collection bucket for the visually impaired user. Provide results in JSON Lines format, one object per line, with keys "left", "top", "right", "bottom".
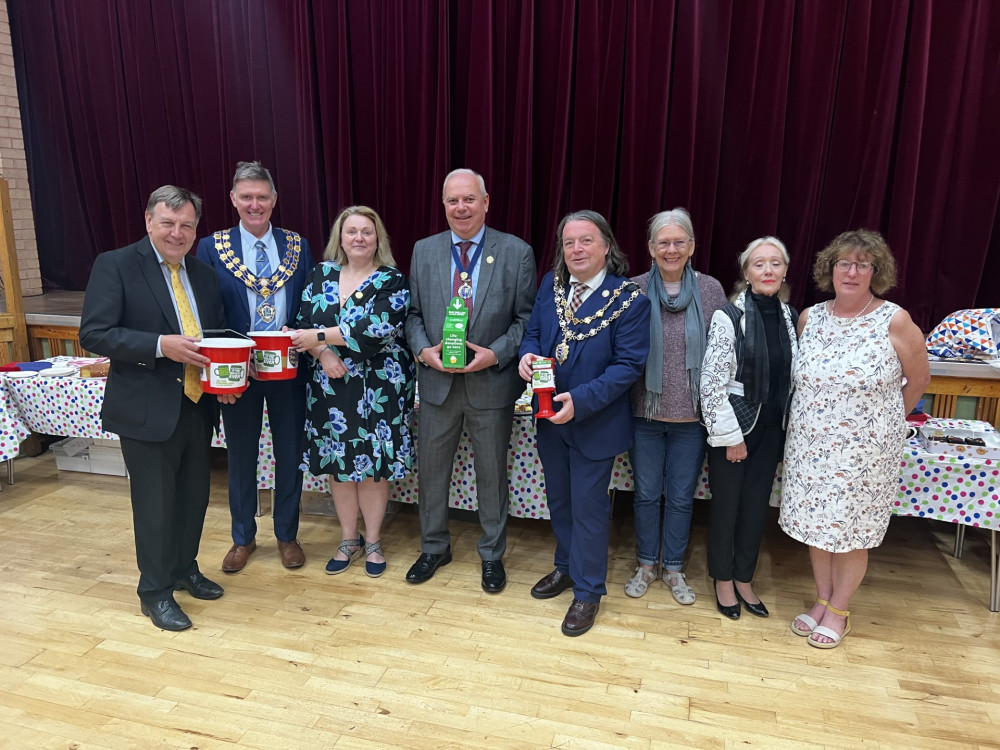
{"left": 196, "top": 338, "right": 253, "bottom": 394}
{"left": 249, "top": 330, "right": 299, "bottom": 381}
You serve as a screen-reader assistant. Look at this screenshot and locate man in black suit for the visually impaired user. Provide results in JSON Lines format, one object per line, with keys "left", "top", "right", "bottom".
{"left": 80, "top": 185, "right": 236, "bottom": 631}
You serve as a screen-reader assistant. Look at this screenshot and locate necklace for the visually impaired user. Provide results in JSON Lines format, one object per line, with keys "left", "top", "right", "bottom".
{"left": 832, "top": 294, "right": 875, "bottom": 321}
{"left": 552, "top": 277, "right": 640, "bottom": 363}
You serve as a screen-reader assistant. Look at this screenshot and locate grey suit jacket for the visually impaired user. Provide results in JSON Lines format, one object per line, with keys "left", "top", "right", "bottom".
{"left": 405, "top": 227, "right": 536, "bottom": 409}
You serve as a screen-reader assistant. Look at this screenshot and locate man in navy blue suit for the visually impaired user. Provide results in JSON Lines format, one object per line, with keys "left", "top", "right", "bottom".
{"left": 519, "top": 210, "right": 651, "bottom": 636}
{"left": 196, "top": 162, "right": 314, "bottom": 573}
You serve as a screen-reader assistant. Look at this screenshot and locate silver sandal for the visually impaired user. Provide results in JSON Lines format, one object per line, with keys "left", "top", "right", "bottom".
{"left": 664, "top": 570, "right": 696, "bottom": 605}
{"left": 624, "top": 566, "right": 657, "bottom": 598}
{"left": 364, "top": 539, "right": 387, "bottom": 578}
{"left": 325, "top": 535, "right": 364, "bottom": 575}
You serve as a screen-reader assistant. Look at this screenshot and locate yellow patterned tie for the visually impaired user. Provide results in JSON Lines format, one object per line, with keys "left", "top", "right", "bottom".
{"left": 167, "top": 263, "right": 204, "bottom": 402}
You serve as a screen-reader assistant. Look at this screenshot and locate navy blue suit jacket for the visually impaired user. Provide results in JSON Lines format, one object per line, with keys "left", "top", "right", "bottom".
{"left": 520, "top": 271, "right": 651, "bottom": 460}
{"left": 195, "top": 226, "right": 314, "bottom": 336}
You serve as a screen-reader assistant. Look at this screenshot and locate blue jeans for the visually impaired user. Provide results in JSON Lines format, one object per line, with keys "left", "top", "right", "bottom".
{"left": 630, "top": 419, "right": 706, "bottom": 570}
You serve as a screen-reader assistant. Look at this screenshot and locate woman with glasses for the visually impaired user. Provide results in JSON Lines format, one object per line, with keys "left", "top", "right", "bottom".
{"left": 625, "top": 208, "right": 727, "bottom": 603}
{"left": 700, "top": 237, "right": 798, "bottom": 620}
{"left": 290, "top": 206, "right": 415, "bottom": 578}
{"left": 779, "top": 230, "right": 928, "bottom": 648}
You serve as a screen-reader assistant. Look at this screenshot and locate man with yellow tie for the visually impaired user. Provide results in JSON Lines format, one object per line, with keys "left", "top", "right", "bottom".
{"left": 80, "top": 185, "right": 236, "bottom": 631}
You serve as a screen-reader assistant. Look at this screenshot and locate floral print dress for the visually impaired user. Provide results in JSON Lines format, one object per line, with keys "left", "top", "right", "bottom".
{"left": 295, "top": 262, "right": 415, "bottom": 482}
{"left": 778, "top": 301, "right": 904, "bottom": 551}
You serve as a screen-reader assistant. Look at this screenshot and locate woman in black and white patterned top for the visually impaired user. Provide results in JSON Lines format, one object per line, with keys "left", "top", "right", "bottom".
{"left": 700, "top": 237, "right": 798, "bottom": 621}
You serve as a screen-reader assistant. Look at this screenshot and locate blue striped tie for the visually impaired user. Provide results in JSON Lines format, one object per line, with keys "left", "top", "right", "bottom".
{"left": 253, "top": 240, "right": 277, "bottom": 331}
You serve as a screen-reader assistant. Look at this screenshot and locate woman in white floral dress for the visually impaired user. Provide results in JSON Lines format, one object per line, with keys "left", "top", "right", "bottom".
{"left": 779, "top": 230, "right": 928, "bottom": 648}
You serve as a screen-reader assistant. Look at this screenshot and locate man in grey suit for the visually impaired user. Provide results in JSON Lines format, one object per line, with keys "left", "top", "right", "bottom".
{"left": 404, "top": 168, "right": 536, "bottom": 592}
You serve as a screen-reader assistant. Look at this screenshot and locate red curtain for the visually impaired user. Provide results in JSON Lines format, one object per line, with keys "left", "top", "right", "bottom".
{"left": 9, "top": 0, "right": 1000, "bottom": 329}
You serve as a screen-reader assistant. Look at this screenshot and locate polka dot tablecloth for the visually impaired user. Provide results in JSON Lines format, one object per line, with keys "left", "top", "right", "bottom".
{"left": 894, "top": 418, "right": 1000, "bottom": 529}
{"left": 5, "top": 369, "right": 996, "bottom": 530}
{"left": 4, "top": 373, "right": 118, "bottom": 441}
{"left": 0, "top": 369, "right": 630, "bottom": 518}
{"left": 0, "top": 377, "right": 32, "bottom": 460}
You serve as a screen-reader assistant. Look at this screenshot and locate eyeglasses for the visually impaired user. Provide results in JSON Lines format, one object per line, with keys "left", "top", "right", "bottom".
{"left": 833, "top": 260, "right": 875, "bottom": 274}
{"left": 654, "top": 239, "right": 691, "bottom": 251}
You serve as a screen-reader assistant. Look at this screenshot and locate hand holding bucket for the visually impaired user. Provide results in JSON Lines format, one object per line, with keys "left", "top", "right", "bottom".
{"left": 248, "top": 330, "right": 299, "bottom": 380}
{"left": 195, "top": 337, "right": 254, "bottom": 394}
{"left": 531, "top": 357, "right": 557, "bottom": 419}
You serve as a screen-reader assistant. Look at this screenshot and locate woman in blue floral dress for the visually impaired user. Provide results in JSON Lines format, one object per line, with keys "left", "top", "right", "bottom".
{"left": 290, "top": 206, "right": 414, "bottom": 578}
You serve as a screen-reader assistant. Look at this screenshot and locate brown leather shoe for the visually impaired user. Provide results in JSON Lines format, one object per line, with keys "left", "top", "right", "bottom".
{"left": 530, "top": 569, "right": 575, "bottom": 599}
{"left": 222, "top": 540, "right": 257, "bottom": 573}
{"left": 561, "top": 599, "right": 599, "bottom": 636}
{"left": 277, "top": 539, "right": 305, "bottom": 569}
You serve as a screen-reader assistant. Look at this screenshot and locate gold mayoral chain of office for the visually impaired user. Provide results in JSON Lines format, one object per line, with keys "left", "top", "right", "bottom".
{"left": 213, "top": 229, "right": 302, "bottom": 301}
{"left": 552, "top": 276, "right": 641, "bottom": 364}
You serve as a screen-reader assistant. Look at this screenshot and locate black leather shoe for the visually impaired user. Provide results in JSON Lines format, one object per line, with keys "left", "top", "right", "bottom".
{"left": 531, "top": 569, "right": 575, "bottom": 599}
{"left": 735, "top": 589, "right": 769, "bottom": 618}
{"left": 141, "top": 599, "right": 192, "bottom": 631}
{"left": 174, "top": 572, "right": 224, "bottom": 600}
{"left": 561, "top": 599, "right": 599, "bottom": 636}
{"left": 714, "top": 581, "right": 741, "bottom": 620}
{"left": 405, "top": 547, "right": 452, "bottom": 584}
{"left": 481, "top": 559, "right": 507, "bottom": 593}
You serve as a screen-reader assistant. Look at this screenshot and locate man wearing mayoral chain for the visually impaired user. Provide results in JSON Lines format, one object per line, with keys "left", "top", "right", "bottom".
{"left": 518, "top": 210, "right": 650, "bottom": 636}
{"left": 196, "top": 161, "right": 314, "bottom": 573}
{"left": 404, "top": 168, "right": 536, "bottom": 593}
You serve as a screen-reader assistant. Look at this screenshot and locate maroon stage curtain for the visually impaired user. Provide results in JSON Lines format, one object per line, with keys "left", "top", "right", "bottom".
{"left": 9, "top": 0, "right": 1000, "bottom": 329}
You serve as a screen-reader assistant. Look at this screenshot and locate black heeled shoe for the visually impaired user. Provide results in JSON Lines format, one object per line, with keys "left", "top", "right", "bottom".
{"left": 713, "top": 580, "right": 741, "bottom": 620}
{"left": 734, "top": 588, "right": 769, "bottom": 618}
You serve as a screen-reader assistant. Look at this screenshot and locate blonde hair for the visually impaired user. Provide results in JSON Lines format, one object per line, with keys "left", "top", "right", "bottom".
{"left": 323, "top": 206, "right": 396, "bottom": 267}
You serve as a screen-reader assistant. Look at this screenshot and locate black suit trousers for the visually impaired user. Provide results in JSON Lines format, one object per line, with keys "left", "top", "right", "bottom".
{"left": 706, "top": 423, "right": 785, "bottom": 583}
{"left": 120, "top": 395, "right": 215, "bottom": 603}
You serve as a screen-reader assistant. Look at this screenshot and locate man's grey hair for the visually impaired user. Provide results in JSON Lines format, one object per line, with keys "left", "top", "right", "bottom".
{"left": 441, "top": 168, "right": 487, "bottom": 201}
{"left": 146, "top": 185, "right": 203, "bottom": 222}
{"left": 232, "top": 160, "right": 276, "bottom": 195}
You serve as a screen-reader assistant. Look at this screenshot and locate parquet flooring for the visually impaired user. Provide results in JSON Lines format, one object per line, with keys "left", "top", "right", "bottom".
{"left": 0, "top": 450, "right": 997, "bottom": 749}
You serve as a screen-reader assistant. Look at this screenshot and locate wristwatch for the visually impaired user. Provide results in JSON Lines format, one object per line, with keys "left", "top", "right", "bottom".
{"left": 316, "top": 330, "right": 326, "bottom": 342}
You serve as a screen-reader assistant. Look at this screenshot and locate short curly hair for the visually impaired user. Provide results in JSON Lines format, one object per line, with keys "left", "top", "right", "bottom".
{"left": 812, "top": 229, "right": 897, "bottom": 295}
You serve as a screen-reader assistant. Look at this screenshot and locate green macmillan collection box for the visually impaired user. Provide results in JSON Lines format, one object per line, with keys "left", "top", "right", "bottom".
{"left": 442, "top": 298, "right": 468, "bottom": 369}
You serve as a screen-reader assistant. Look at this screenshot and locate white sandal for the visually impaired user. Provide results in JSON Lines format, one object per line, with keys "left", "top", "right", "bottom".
{"left": 664, "top": 571, "right": 696, "bottom": 605}
{"left": 791, "top": 598, "right": 829, "bottom": 637}
{"left": 808, "top": 603, "right": 851, "bottom": 649}
{"left": 624, "top": 566, "right": 657, "bottom": 598}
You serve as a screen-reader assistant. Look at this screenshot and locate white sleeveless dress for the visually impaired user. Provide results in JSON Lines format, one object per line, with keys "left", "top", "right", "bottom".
{"left": 779, "top": 301, "right": 904, "bottom": 551}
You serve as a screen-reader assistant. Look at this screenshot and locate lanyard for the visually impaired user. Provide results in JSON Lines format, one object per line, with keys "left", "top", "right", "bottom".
{"left": 450, "top": 241, "right": 482, "bottom": 281}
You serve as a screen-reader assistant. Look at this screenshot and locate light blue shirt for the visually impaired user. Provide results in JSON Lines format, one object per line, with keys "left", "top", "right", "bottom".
{"left": 152, "top": 247, "right": 203, "bottom": 358}
{"left": 239, "top": 222, "right": 288, "bottom": 329}
{"left": 449, "top": 225, "right": 487, "bottom": 304}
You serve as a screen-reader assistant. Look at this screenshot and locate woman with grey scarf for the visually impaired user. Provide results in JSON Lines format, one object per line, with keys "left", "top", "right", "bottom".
{"left": 625, "top": 208, "right": 726, "bottom": 603}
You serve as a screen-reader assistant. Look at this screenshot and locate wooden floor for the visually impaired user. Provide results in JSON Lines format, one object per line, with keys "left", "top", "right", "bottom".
{"left": 0, "top": 452, "right": 998, "bottom": 749}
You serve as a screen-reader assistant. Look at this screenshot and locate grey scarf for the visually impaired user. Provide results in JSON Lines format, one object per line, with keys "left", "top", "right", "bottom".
{"left": 643, "top": 263, "right": 706, "bottom": 417}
